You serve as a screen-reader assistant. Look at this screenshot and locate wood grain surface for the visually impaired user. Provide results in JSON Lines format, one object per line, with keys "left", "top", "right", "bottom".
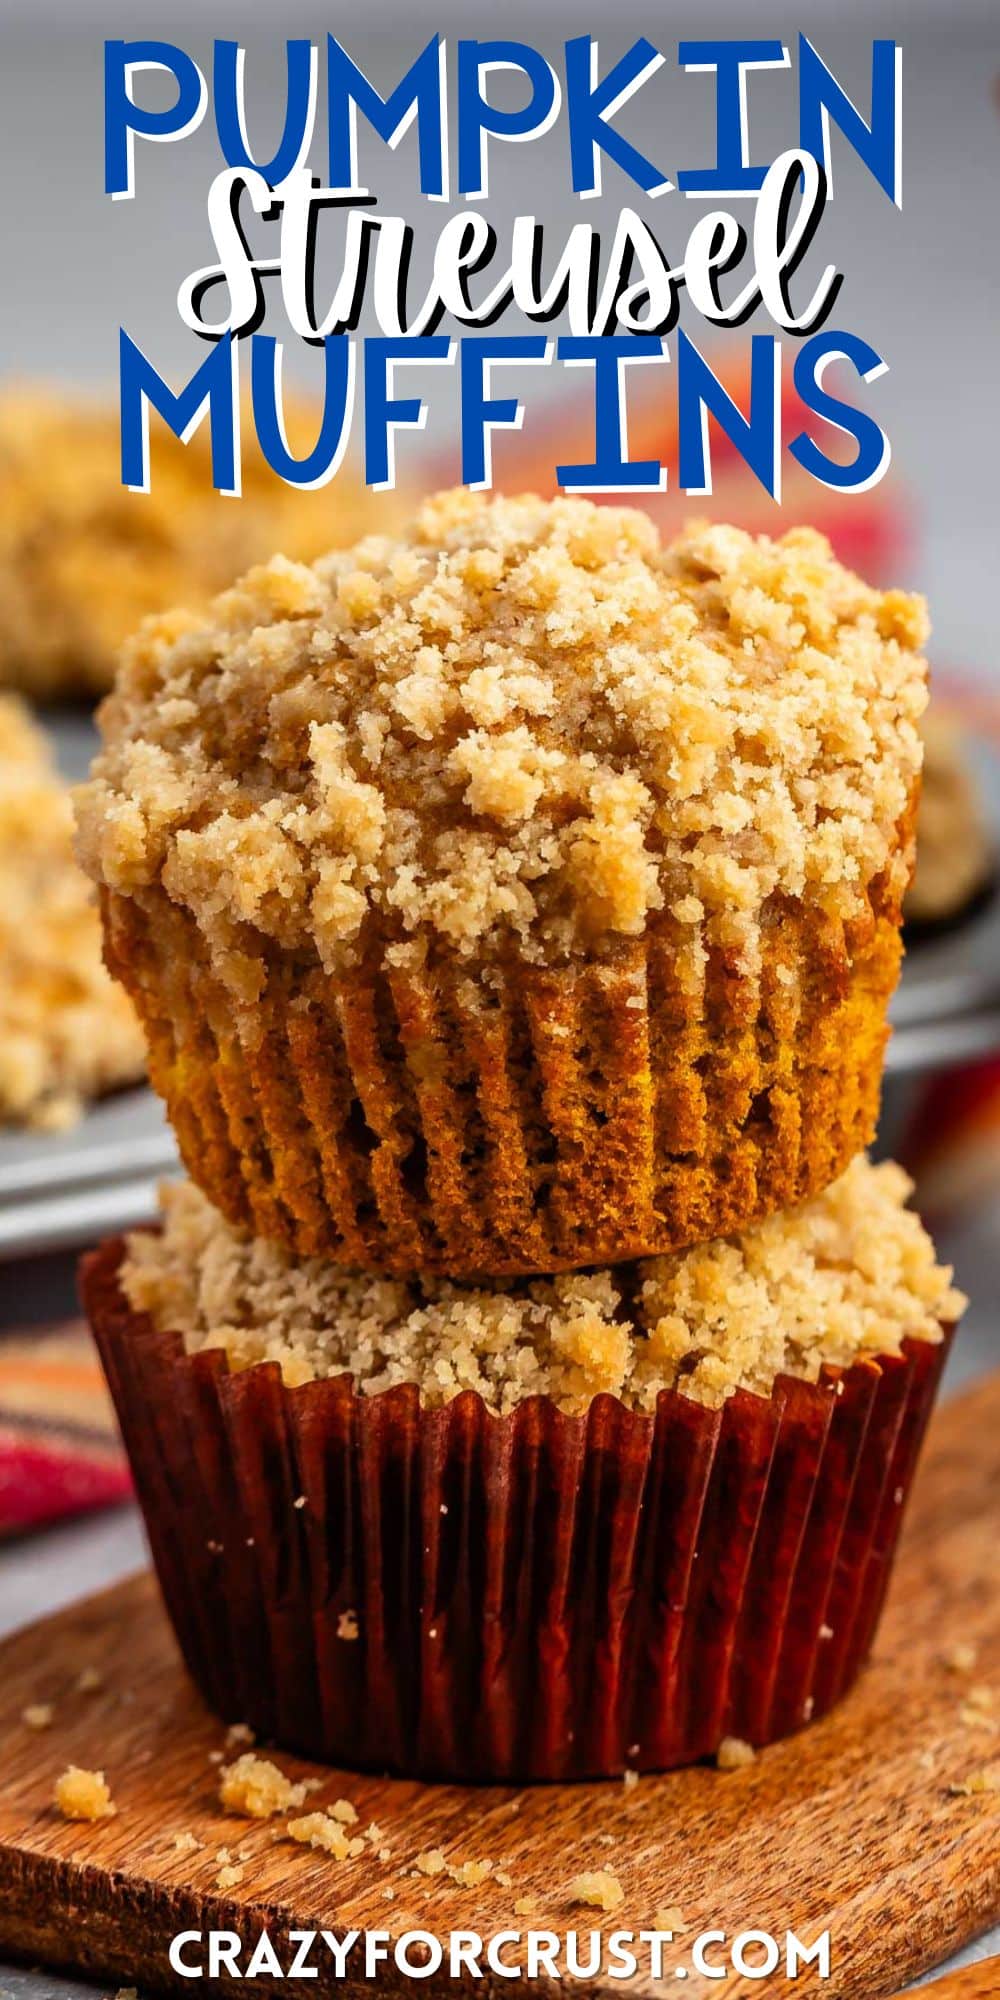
{"left": 895, "top": 1963, "right": 998, "bottom": 1999}
{"left": 0, "top": 1372, "right": 998, "bottom": 2000}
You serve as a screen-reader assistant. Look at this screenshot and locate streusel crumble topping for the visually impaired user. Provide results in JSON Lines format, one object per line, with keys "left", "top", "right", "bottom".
{"left": 77, "top": 493, "right": 928, "bottom": 989}
{"left": 122, "top": 1157, "right": 963, "bottom": 1414}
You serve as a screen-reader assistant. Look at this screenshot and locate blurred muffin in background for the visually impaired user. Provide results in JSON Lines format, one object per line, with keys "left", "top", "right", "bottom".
{"left": 0, "top": 388, "right": 383, "bottom": 700}
{"left": 0, "top": 694, "right": 146, "bottom": 1128}
{"left": 906, "top": 708, "right": 995, "bottom": 930}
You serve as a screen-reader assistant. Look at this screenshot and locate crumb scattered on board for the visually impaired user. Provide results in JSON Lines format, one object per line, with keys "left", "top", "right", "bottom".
{"left": 717, "top": 1736, "right": 757, "bottom": 1771}
{"left": 959, "top": 1687, "right": 997, "bottom": 1731}
{"left": 219, "top": 1753, "right": 306, "bottom": 1819}
{"left": 286, "top": 1814, "right": 365, "bottom": 1861}
{"left": 22, "top": 1704, "right": 53, "bottom": 1730}
{"left": 567, "top": 1870, "right": 625, "bottom": 1912}
{"left": 948, "top": 1766, "right": 1000, "bottom": 1798}
{"left": 53, "top": 1766, "right": 115, "bottom": 1821}
{"left": 942, "top": 1642, "right": 978, "bottom": 1674}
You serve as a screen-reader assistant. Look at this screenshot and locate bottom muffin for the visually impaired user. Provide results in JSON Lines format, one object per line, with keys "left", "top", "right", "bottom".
{"left": 82, "top": 1157, "right": 963, "bottom": 1782}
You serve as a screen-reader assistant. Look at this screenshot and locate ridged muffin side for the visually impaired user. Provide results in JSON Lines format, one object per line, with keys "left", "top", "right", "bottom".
{"left": 102, "top": 834, "right": 907, "bottom": 1274}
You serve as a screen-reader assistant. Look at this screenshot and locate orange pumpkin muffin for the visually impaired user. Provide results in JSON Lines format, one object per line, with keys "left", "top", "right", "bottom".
{"left": 84, "top": 1155, "right": 962, "bottom": 1778}
{"left": 0, "top": 388, "right": 383, "bottom": 700}
{"left": 77, "top": 493, "right": 928, "bottom": 1273}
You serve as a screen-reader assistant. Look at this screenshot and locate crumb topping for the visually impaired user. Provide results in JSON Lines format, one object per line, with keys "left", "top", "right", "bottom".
{"left": 78, "top": 493, "right": 928, "bottom": 986}
{"left": 286, "top": 1813, "right": 365, "bottom": 1860}
{"left": 567, "top": 1870, "right": 625, "bottom": 1912}
{"left": 0, "top": 696, "right": 146, "bottom": 1127}
{"left": 122, "top": 1156, "right": 964, "bottom": 1416}
{"left": 948, "top": 1766, "right": 1000, "bottom": 1798}
{"left": 943, "top": 1644, "right": 978, "bottom": 1675}
{"left": 717, "top": 1737, "right": 757, "bottom": 1771}
{"left": 219, "top": 1752, "right": 307, "bottom": 1819}
{"left": 54, "top": 1765, "right": 115, "bottom": 1821}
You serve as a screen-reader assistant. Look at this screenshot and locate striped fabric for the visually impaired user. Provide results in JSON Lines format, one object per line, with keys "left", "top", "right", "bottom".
{"left": 0, "top": 1323, "right": 131, "bottom": 1537}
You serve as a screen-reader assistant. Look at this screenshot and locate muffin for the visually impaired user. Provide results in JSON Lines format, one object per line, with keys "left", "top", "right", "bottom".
{"left": 82, "top": 1155, "right": 963, "bottom": 1780}
{"left": 905, "top": 708, "right": 994, "bottom": 932}
{"left": 0, "top": 695, "right": 145, "bottom": 1127}
{"left": 77, "top": 493, "right": 929, "bottom": 1275}
{"left": 0, "top": 388, "right": 384, "bottom": 700}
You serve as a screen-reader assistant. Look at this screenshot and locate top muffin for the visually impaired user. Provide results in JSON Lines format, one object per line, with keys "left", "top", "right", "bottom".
{"left": 76, "top": 493, "right": 929, "bottom": 1275}
{"left": 79, "top": 489, "right": 928, "bottom": 988}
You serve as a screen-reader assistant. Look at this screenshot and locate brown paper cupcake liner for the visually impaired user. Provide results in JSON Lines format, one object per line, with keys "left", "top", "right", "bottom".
{"left": 102, "top": 857, "right": 906, "bottom": 1277}
{"left": 82, "top": 1235, "right": 949, "bottom": 1783}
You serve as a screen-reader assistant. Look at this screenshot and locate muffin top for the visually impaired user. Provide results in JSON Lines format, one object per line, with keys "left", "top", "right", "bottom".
{"left": 122, "top": 1156, "right": 963, "bottom": 1416}
{"left": 78, "top": 491, "right": 929, "bottom": 991}
{"left": 0, "top": 695, "right": 146, "bottom": 1127}
{"left": 0, "top": 388, "right": 383, "bottom": 700}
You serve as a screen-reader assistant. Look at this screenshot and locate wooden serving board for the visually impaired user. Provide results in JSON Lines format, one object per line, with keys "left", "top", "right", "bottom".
{"left": 1, "top": 1373, "right": 999, "bottom": 2000}
{"left": 908, "top": 1966, "right": 1000, "bottom": 2000}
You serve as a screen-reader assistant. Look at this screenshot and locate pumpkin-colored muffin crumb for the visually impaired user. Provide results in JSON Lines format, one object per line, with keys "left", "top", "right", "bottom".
{"left": 0, "top": 695, "right": 145, "bottom": 1127}
{"left": 122, "top": 1156, "right": 963, "bottom": 1416}
{"left": 79, "top": 492, "right": 927, "bottom": 980}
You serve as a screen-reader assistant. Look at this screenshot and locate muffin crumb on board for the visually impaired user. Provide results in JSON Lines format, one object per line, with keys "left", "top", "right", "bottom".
{"left": 717, "top": 1737, "right": 757, "bottom": 1772}
{"left": 219, "top": 1753, "right": 307, "bottom": 1819}
{"left": 53, "top": 1765, "right": 115, "bottom": 1821}
{"left": 567, "top": 1870, "right": 626, "bottom": 1912}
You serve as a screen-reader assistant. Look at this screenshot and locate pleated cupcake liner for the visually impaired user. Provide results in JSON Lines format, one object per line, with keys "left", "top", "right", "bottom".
{"left": 82, "top": 1235, "right": 949, "bottom": 1783}
{"left": 102, "top": 861, "right": 906, "bottom": 1278}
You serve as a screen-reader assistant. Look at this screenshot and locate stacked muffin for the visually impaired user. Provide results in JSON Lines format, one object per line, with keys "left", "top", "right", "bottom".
{"left": 77, "top": 493, "right": 964, "bottom": 1780}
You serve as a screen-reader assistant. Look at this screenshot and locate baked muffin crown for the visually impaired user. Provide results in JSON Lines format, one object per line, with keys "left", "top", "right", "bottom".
{"left": 78, "top": 490, "right": 929, "bottom": 983}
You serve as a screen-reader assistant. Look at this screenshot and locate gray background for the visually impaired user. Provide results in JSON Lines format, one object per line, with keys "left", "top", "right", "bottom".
{"left": 0, "top": 2, "right": 998, "bottom": 1991}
